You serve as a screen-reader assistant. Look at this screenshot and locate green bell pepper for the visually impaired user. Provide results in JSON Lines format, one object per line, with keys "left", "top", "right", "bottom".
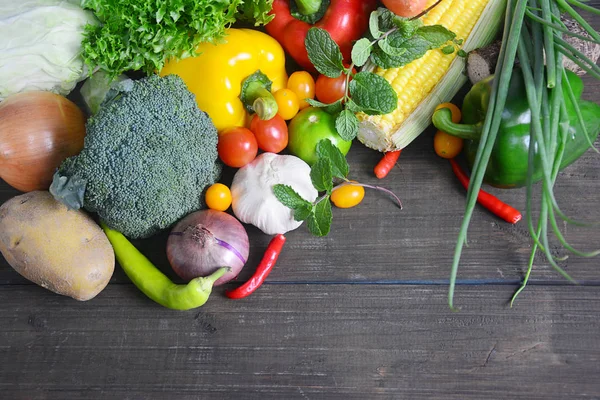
{"left": 432, "top": 68, "right": 600, "bottom": 188}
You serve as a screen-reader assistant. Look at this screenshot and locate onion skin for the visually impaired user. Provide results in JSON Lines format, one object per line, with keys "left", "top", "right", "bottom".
{"left": 0, "top": 92, "right": 86, "bottom": 192}
{"left": 166, "top": 210, "right": 249, "bottom": 286}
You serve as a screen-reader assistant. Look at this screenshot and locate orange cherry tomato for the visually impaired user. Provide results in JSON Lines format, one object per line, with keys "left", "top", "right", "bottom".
{"left": 434, "top": 130, "right": 464, "bottom": 159}
{"left": 330, "top": 181, "right": 365, "bottom": 209}
{"left": 435, "top": 102, "right": 462, "bottom": 123}
{"left": 205, "top": 183, "right": 232, "bottom": 211}
{"left": 287, "top": 71, "right": 315, "bottom": 109}
{"left": 273, "top": 88, "right": 300, "bottom": 120}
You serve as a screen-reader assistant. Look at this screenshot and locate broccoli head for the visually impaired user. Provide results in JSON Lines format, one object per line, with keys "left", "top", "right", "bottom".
{"left": 50, "top": 74, "right": 222, "bottom": 238}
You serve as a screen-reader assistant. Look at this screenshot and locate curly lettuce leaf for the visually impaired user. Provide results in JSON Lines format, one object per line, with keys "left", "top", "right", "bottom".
{"left": 236, "top": 0, "right": 274, "bottom": 25}
{"left": 81, "top": 0, "right": 256, "bottom": 76}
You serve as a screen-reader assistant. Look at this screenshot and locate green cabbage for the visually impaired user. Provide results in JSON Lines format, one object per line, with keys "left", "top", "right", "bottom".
{"left": 0, "top": 0, "right": 97, "bottom": 100}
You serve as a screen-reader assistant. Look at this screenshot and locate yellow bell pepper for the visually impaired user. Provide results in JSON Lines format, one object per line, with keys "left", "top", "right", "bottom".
{"left": 160, "top": 28, "right": 288, "bottom": 132}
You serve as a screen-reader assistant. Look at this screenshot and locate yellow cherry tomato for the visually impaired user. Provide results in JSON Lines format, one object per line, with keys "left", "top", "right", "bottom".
{"left": 205, "top": 183, "right": 232, "bottom": 211}
{"left": 273, "top": 88, "right": 300, "bottom": 120}
{"left": 330, "top": 181, "right": 365, "bottom": 209}
{"left": 435, "top": 102, "right": 462, "bottom": 123}
{"left": 287, "top": 71, "right": 315, "bottom": 109}
{"left": 434, "top": 130, "right": 464, "bottom": 159}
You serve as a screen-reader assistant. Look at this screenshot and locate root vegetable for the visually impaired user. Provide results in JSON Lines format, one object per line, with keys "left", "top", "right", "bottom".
{"left": 0, "top": 92, "right": 86, "bottom": 192}
{"left": 166, "top": 210, "right": 249, "bottom": 286}
{"left": 0, "top": 191, "right": 114, "bottom": 301}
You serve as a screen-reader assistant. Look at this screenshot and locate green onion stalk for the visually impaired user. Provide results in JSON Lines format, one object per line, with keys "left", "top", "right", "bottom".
{"left": 449, "top": 0, "right": 600, "bottom": 308}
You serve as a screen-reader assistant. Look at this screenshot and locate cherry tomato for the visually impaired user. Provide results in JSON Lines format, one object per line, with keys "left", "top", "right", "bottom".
{"left": 249, "top": 114, "right": 288, "bottom": 153}
{"left": 315, "top": 73, "right": 348, "bottom": 104}
{"left": 434, "top": 130, "right": 464, "bottom": 159}
{"left": 330, "top": 181, "right": 365, "bottom": 209}
{"left": 217, "top": 127, "right": 258, "bottom": 168}
{"left": 205, "top": 183, "right": 232, "bottom": 211}
{"left": 435, "top": 102, "right": 462, "bottom": 123}
{"left": 287, "top": 71, "right": 315, "bottom": 109}
{"left": 273, "top": 88, "right": 300, "bottom": 120}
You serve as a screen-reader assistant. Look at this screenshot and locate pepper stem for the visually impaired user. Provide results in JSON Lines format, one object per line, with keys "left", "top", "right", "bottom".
{"left": 202, "top": 267, "right": 230, "bottom": 285}
{"left": 240, "top": 71, "right": 278, "bottom": 120}
{"left": 431, "top": 108, "right": 482, "bottom": 140}
{"left": 294, "top": 0, "right": 323, "bottom": 16}
{"left": 248, "top": 84, "right": 278, "bottom": 120}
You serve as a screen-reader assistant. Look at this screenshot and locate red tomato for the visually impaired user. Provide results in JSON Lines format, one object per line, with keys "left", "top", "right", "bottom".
{"left": 217, "top": 127, "right": 258, "bottom": 168}
{"left": 249, "top": 114, "right": 288, "bottom": 153}
{"left": 382, "top": 0, "right": 427, "bottom": 17}
{"left": 315, "top": 68, "right": 355, "bottom": 104}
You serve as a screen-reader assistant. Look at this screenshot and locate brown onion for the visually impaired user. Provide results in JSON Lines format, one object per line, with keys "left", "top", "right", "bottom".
{"left": 167, "top": 210, "right": 249, "bottom": 286}
{"left": 0, "top": 91, "right": 86, "bottom": 192}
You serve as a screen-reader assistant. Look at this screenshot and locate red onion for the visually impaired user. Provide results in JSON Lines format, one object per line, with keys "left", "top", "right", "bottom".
{"left": 167, "top": 210, "right": 249, "bottom": 286}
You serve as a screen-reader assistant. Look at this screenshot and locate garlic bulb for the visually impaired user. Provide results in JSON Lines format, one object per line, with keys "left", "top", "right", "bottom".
{"left": 231, "top": 153, "right": 317, "bottom": 235}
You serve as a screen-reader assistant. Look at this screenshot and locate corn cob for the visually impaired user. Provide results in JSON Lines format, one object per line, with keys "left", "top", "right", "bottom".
{"left": 357, "top": 0, "right": 507, "bottom": 152}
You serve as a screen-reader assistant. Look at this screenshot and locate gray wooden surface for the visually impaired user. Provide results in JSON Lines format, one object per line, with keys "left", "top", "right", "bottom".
{"left": 2, "top": 4, "right": 600, "bottom": 399}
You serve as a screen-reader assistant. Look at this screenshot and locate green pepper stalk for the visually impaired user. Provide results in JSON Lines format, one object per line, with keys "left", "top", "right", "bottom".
{"left": 101, "top": 222, "right": 227, "bottom": 310}
{"left": 240, "top": 71, "right": 278, "bottom": 121}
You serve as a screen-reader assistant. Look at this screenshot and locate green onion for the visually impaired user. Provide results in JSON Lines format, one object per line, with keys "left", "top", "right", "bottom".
{"left": 451, "top": 0, "right": 600, "bottom": 307}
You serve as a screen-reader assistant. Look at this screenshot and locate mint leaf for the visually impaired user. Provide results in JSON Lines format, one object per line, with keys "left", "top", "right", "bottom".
{"left": 307, "top": 199, "right": 332, "bottom": 236}
{"left": 377, "top": 8, "right": 396, "bottom": 31}
{"left": 293, "top": 203, "right": 313, "bottom": 221}
{"left": 417, "top": 25, "right": 456, "bottom": 47}
{"left": 316, "top": 139, "right": 349, "bottom": 179}
{"left": 335, "top": 110, "right": 359, "bottom": 141}
{"left": 458, "top": 49, "right": 467, "bottom": 57}
{"left": 369, "top": 10, "right": 381, "bottom": 39}
{"left": 305, "top": 28, "right": 345, "bottom": 78}
{"left": 273, "top": 184, "right": 312, "bottom": 209}
{"left": 305, "top": 98, "right": 344, "bottom": 115}
{"left": 351, "top": 38, "right": 372, "bottom": 67}
{"left": 371, "top": 24, "right": 456, "bottom": 69}
{"left": 310, "top": 157, "right": 333, "bottom": 192}
{"left": 349, "top": 71, "right": 397, "bottom": 115}
{"left": 441, "top": 45, "right": 455, "bottom": 54}
{"left": 378, "top": 37, "right": 409, "bottom": 57}
{"left": 394, "top": 17, "right": 423, "bottom": 37}
{"left": 345, "top": 99, "right": 364, "bottom": 114}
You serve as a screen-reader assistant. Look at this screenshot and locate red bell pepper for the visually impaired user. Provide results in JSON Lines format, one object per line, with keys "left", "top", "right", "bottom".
{"left": 265, "top": 0, "right": 378, "bottom": 72}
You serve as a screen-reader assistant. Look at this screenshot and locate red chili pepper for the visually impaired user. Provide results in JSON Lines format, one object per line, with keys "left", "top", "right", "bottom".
{"left": 265, "top": 0, "right": 378, "bottom": 72}
{"left": 374, "top": 150, "right": 401, "bottom": 179}
{"left": 225, "top": 234, "right": 287, "bottom": 299}
{"left": 449, "top": 159, "right": 522, "bottom": 224}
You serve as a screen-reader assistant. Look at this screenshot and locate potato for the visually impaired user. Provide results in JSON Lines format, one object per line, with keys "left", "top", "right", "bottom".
{"left": 0, "top": 191, "right": 114, "bottom": 301}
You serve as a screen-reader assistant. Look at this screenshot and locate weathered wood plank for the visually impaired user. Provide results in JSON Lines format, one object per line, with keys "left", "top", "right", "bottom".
{"left": 1, "top": 284, "right": 599, "bottom": 399}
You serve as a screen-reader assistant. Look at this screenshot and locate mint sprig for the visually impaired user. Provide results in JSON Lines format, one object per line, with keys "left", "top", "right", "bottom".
{"left": 303, "top": 5, "right": 458, "bottom": 142}
{"left": 304, "top": 28, "right": 397, "bottom": 141}
{"left": 273, "top": 140, "right": 402, "bottom": 237}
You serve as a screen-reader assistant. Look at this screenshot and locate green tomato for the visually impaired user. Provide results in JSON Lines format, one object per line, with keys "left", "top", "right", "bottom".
{"left": 287, "top": 107, "right": 352, "bottom": 165}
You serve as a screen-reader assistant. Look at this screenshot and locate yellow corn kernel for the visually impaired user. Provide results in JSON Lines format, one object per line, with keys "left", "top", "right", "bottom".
{"left": 358, "top": 0, "right": 491, "bottom": 146}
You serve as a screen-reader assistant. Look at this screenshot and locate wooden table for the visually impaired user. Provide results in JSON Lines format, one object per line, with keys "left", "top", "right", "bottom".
{"left": 2, "top": 12, "right": 600, "bottom": 400}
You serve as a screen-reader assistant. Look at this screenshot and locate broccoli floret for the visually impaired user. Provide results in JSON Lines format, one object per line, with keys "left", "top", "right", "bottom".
{"left": 50, "top": 74, "right": 222, "bottom": 239}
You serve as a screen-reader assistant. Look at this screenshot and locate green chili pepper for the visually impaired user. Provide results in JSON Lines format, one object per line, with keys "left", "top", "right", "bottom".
{"left": 432, "top": 68, "right": 600, "bottom": 188}
{"left": 100, "top": 222, "right": 227, "bottom": 310}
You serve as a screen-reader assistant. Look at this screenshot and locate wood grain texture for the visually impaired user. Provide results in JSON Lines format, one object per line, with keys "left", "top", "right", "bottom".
{"left": 1, "top": 284, "right": 600, "bottom": 400}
